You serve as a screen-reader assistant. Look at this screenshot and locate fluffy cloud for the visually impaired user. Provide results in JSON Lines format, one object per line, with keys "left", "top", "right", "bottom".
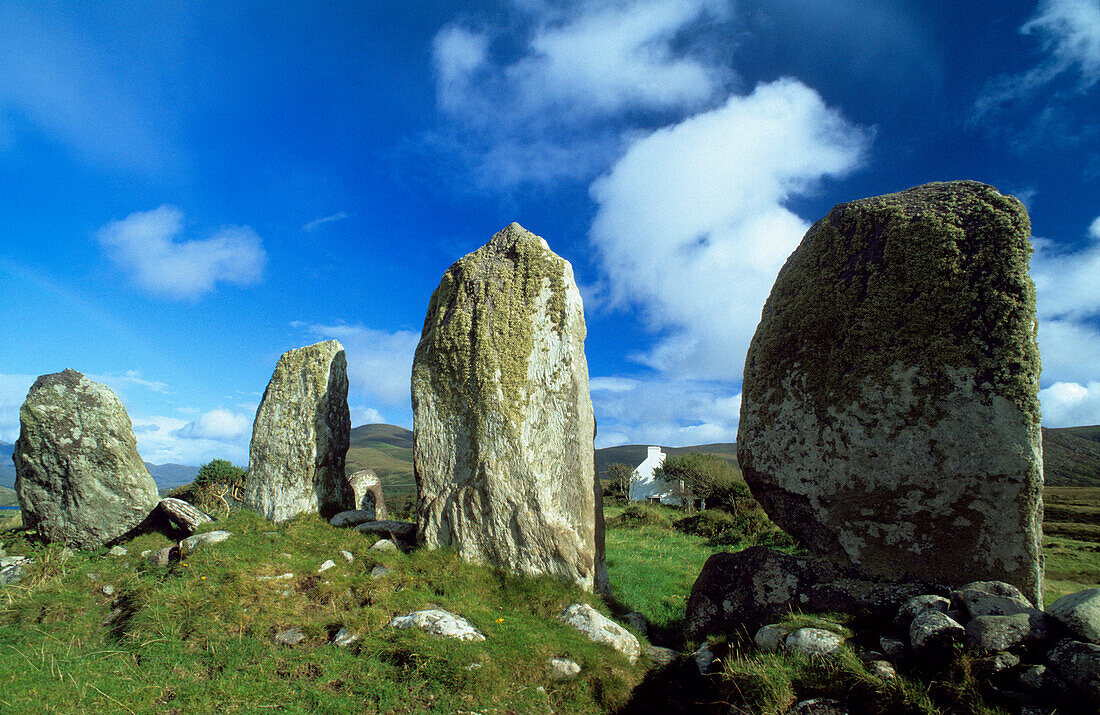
{"left": 432, "top": 0, "right": 732, "bottom": 186}
{"left": 0, "top": 373, "right": 35, "bottom": 443}
{"left": 591, "top": 375, "right": 741, "bottom": 448}
{"left": 172, "top": 407, "right": 252, "bottom": 443}
{"left": 97, "top": 205, "right": 265, "bottom": 299}
{"left": 133, "top": 414, "right": 249, "bottom": 466}
{"left": 1040, "top": 381, "right": 1100, "bottom": 427}
{"left": 306, "top": 324, "right": 420, "bottom": 408}
{"left": 590, "top": 78, "right": 869, "bottom": 380}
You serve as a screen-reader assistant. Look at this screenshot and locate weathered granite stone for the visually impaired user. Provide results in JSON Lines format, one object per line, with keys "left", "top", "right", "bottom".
{"left": 972, "top": 651, "right": 1020, "bottom": 678}
{"left": 965, "top": 612, "right": 1051, "bottom": 652}
{"left": 244, "top": 341, "right": 352, "bottom": 521}
{"left": 755, "top": 623, "right": 788, "bottom": 652}
{"left": 181, "top": 530, "right": 232, "bottom": 550}
{"left": 389, "top": 609, "right": 485, "bottom": 641}
{"left": 738, "top": 181, "right": 1043, "bottom": 605}
{"left": 646, "top": 645, "right": 678, "bottom": 667}
{"left": 348, "top": 470, "right": 387, "bottom": 519}
{"left": 558, "top": 603, "right": 640, "bottom": 663}
{"left": 896, "top": 595, "right": 951, "bottom": 625}
{"left": 412, "top": 223, "right": 604, "bottom": 592}
{"left": 14, "top": 369, "right": 160, "bottom": 549}
{"left": 785, "top": 627, "right": 845, "bottom": 657}
{"left": 1046, "top": 639, "right": 1100, "bottom": 703}
{"left": 910, "top": 610, "right": 965, "bottom": 654}
{"left": 332, "top": 627, "right": 358, "bottom": 648}
{"left": 548, "top": 657, "right": 581, "bottom": 680}
{"left": 953, "top": 580, "right": 1038, "bottom": 618}
{"left": 355, "top": 520, "right": 417, "bottom": 550}
{"left": 274, "top": 627, "right": 306, "bottom": 646}
{"left": 330, "top": 510, "right": 377, "bottom": 528}
{"left": 1047, "top": 588, "right": 1100, "bottom": 644}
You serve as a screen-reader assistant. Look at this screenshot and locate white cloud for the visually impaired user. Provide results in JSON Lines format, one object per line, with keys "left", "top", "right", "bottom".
{"left": 591, "top": 375, "right": 741, "bottom": 449}
{"left": 351, "top": 405, "right": 386, "bottom": 426}
{"left": 0, "top": 373, "right": 36, "bottom": 443}
{"left": 431, "top": 0, "right": 732, "bottom": 187}
{"left": 1038, "top": 319, "right": 1100, "bottom": 387}
{"left": 1040, "top": 381, "right": 1100, "bottom": 427}
{"left": 133, "top": 414, "right": 248, "bottom": 466}
{"left": 590, "top": 78, "right": 870, "bottom": 380}
{"left": 975, "top": 0, "right": 1100, "bottom": 120}
{"left": 302, "top": 212, "right": 348, "bottom": 233}
{"left": 306, "top": 324, "right": 420, "bottom": 407}
{"left": 172, "top": 407, "right": 252, "bottom": 443}
{"left": 97, "top": 205, "right": 265, "bottom": 299}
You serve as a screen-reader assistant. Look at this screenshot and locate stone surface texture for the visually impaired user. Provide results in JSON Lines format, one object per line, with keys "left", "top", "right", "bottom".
{"left": 348, "top": 469, "right": 387, "bottom": 519}
{"left": 244, "top": 340, "right": 353, "bottom": 521}
{"left": 389, "top": 609, "right": 485, "bottom": 641}
{"left": 738, "top": 181, "right": 1044, "bottom": 605}
{"left": 412, "top": 223, "right": 604, "bottom": 592}
{"left": 1047, "top": 588, "right": 1100, "bottom": 644}
{"left": 785, "top": 627, "right": 846, "bottom": 657}
{"left": 14, "top": 369, "right": 160, "bottom": 548}
{"left": 910, "top": 610, "right": 965, "bottom": 653}
{"left": 1046, "top": 639, "right": 1100, "bottom": 703}
{"left": 558, "top": 603, "right": 640, "bottom": 663}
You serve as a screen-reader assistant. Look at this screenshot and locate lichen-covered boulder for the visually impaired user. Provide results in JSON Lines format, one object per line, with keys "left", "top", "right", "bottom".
{"left": 348, "top": 469, "right": 387, "bottom": 519}
{"left": 13, "top": 369, "right": 159, "bottom": 548}
{"left": 244, "top": 341, "right": 352, "bottom": 521}
{"left": 412, "top": 223, "right": 604, "bottom": 592}
{"left": 739, "top": 181, "right": 1043, "bottom": 605}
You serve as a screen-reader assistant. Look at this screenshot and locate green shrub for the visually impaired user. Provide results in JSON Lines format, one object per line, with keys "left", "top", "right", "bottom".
{"left": 607, "top": 503, "right": 672, "bottom": 529}
{"left": 167, "top": 458, "right": 247, "bottom": 516}
{"left": 672, "top": 502, "right": 797, "bottom": 549}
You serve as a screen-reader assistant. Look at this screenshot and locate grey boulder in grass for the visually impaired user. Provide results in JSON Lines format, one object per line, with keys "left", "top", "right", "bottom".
{"left": 244, "top": 340, "right": 353, "bottom": 521}
{"left": 412, "top": 223, "right": 605, "bottom": 593}
{"left": 738, "top": 181, "right": 1044, "bottom": 606}
{"left": 14, "top": 369, "right": 159, "bottom": 549}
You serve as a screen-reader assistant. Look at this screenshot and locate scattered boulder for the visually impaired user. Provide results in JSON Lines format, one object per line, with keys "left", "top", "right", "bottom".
{"left": 754, "top": 623, "right": 788, "bottom": 653}
{"left": 354, "top": 520, "right": 416, "bottom": 550}
{"left": 693, "top": 642, "right": 715, "bottom": 675}
{"left": 370, "top": 565, "right": 392, "bottom": 579}
{"left": 558, "top": 603, "right": 639, "bottom": 663}
{"left": 157, "top": 498, "right": 213, "bottom": 535}
{"left": 878, "top": 636, "right": 907, "bottom": 660}
{"left": 182, "top": 530, "right": 232, "bottom": 550}
{"left": 0, "top": 561, "right": 26, "bottom": 586}
{"left": 548, "top": 657, "right": 581, "bottom": 681}
{"left": 865, "top": 660, "right": 897, "bottom": 681}
{"left": 147, "top": 547, "right": 174, "bottom": 567}
{"left": 274, "top": 627, "right": 306, "bottom": 646}
{"left": 622, "top": 611, "right": 648, "bottom": 637}
{"left": 13, "top": 369, "right": 160, "bottom": 549}
{"left": 1045, "top": 639, "right": 1100, "bottom": 703}
{"left": 370, "top": 539, "right": 398, "bottom": 553}
{"left": 389, "top": 609, "right": 485, "bottom": 641}
{"left": 330, "top": 510, "right": 377, "bottom": 528}
{"left": 785, "top": 627, "right": 846, "bottom": 657}
{"left": 794, "top": 698, "right": 851, "bottom": 715}
{"left": 972, "top": 651, "right": 1020, "bottom": 678}
{"left": 738, "top": 181, "right": 1043, "bottom": 605}
{"left": 965, "top": 612, "right": 1051, "bottom": 653}
{"left": 953, "top": 580, "right": 1039, "bottom": 618}
{"left": 331, "top": 627, "right": 358, "bottom": 648}
{"left": 318, "top": 559, "right": 335, "bottom": 573}
{"left": 348, "top": 470, "right": 387, "bottom": 520}
{"left": 108, "top": 546, "right": 128, "bottom": 557}
{"left": 909, "top": 610, "right": 964, "bottom": 654}
{"left": 896, "top": 595, "right": 950, "bottom": 625}
{"left": 1047, "top": 588, "right": 1100, "bottom": 644}
{"left": 412, "top": 223, "right": 604, "bottom": 592}
{"left": 244, "top": 341, "right": 353, "bottom": 521}
{"left": 646, "top": 645, "right": 678, "bottom": 667}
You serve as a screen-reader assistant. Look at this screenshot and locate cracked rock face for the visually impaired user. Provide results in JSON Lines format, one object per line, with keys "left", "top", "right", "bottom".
{"left": 412, "top": 223, "right": 605, "bottom": 593}
{"left": 244, "top": 340, "right": 352, "bottom": 521}
{"left": 738, "top": 181, "right": 1044, "bottom": 605}
{"left": 14, "top": 369, "right": 159, "bottom": 549}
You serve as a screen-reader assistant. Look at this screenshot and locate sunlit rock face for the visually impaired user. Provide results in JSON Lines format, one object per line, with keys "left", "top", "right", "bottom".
{"left": 412, "top": 223, "right": 606, "bottom": 593}
{"left": 244, "top": 340, "right": 352, "bottom": 522}
{"left": 14, "top": 369, "right": 159, "bottom": 548}
{"left": 738, "top": 181, "right": 1044, "bottom": 606}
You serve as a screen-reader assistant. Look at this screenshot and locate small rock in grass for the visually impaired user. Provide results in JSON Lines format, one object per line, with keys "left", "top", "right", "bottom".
{"left": 256, "top": 572, "right": 294, "bottom": 581}
{"left": 548, "top": 657, "right": 581, "bottom": 681}
{"left": 0, "top": 564, "right": 24, "bottom": 586}
{"left": 371, "top": 565, "right": 392, "bottom": 579}
{"left": 147, "top": 547, "right": 173, "bottom": 567}
{"left": 331, "top": 627, "right": 358, "bottom": 648}
{"left": 785, "top": 627, "right": 845, "bottom": 657}
{"left": 389, "top": 609, "right": 485, "bottom": 641}
{"left": 86, "top": 572, "right": 99, "bottom": 581}
{"left": 558, "top": 603, "right": 640, "bottom": 663}
{"left": 646, "top": 645, "right": 678, "bottom": 667}
{"left": 1047, "top": 588, "right": 1100, "bottom": 645}
{"left": 340, "top": 550, "right": 354, "bottom": 563}
{"left": 182, "top": 530, "right": 232, "bottom": 550}
{"left": 101, "top": 585, "right": 116, "bottom": 597}
{"left": 795, "top": 698, "right": 851, "bottom": 714}
{"left": 755, "top": 623, "right": 788, "bottom": 652}
{"left": 318, "top": 559, "right": 335, "bottom": 573}
{"left": 59, "top": 547, "right": 74, "bottom": 560}
{"left": 370, "top": 539, "right": 398, "bottom": 553}
{"left": 274, "top": 627, "right": 306, "bottom": 646}
{"left": 910, "top": 610, "right": 964, "bottom": 654}
{"left": 108, "top": 546, "right": 127, "bottom": 556}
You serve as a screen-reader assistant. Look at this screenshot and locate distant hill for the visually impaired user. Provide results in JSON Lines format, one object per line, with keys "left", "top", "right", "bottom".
{"left": 1, "top": 441, "right": 14, "bottom": 489}
{"left": 347, "top": 424, "right": 415, "bottom": 493}
{"left": 0, "top": 485, "right": 17, "bottom": 507}
{"left": 146, "top": 463, "right": 200, "bottom": 492}
{"left": 1043, "top": 426, "right": 1100, "bottom": 487}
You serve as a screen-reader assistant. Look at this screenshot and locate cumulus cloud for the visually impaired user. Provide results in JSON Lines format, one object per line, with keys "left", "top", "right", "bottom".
{"left": 1040, "top": 381, "right": 1100, "bottom": 427}
{"left": 974, "top": 0, "right": 1099, "bottom": 136}
{"left": 133, "top": 414, "right": 249, "bottom": 466}
{"left": 431, "top": 0, "right": 733, "bottom": 186}
{"left": 306, "top": 324, "right": 420, "bottom": 407}
{"left": 591, "top": 375, "right": 741, "bottom": 448}
{"left": 172, "top": 407, "right": 252, "bottom": 443}
{"left": 1032, "top": 216, "right": 1100, "bottom": 387}
{"left": 590, "top": 78, "right": 870, "bottom": 380}
{"left": 97, "top": 205, "right": 265, "bottom": 299}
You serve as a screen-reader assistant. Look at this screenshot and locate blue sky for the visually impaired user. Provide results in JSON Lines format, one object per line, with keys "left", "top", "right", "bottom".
{"left": 1, "top": 0, "right": 1098, "bottom": 466}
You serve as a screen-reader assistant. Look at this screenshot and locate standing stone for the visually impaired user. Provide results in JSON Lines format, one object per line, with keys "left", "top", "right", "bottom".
{"left": 13, "top": 369, "right": 159, "bottom": 549}
{"left": 738, "top": 181, "right": 1044, "bottom": 605}
{"left": 412, "top": 223, "right": 604, "bottom": 592}
{"left": 348, "top": 469, "right": 387, "bottom": 519}
{"left": 244, "top": 341, "right": 352, "bottom": 521}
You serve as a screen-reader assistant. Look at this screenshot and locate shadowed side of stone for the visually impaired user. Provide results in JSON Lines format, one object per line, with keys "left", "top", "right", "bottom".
{"left": 13, "top": 369, "right": 160, "bottom": 549}
{"left": 738, "top": 181, "right": 1043, "bottom": 605}
{"left": 412, "top": 222, "right": 604, "bottom": 592}
{"left": 244, "top": 340, "right": 353, "bottom": 521}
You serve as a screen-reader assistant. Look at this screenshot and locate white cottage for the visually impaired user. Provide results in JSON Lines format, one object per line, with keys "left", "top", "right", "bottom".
{"left": 630, "top": 446, "right": 673, "bottom": 503}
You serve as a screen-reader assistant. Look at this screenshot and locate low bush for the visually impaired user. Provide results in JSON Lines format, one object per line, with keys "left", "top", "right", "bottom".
{"left": 673, "top": 502, "right": 797, "bottom": 550}
{"left": 606, "top": 503, "right": 672, "bottom": 529}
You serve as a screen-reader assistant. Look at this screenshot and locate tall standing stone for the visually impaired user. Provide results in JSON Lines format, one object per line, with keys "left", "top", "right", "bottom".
{"left": 738, "top": 181, "right": 1044, "bottom": 605}
{"left": 412, "top": 223, "right": 605, "bottom": 592}
{"left": 244, "top": 340, "right": 352, "bottom": 521}
{"left": 13, "top": 369, "right": 159, "bottom": 548}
